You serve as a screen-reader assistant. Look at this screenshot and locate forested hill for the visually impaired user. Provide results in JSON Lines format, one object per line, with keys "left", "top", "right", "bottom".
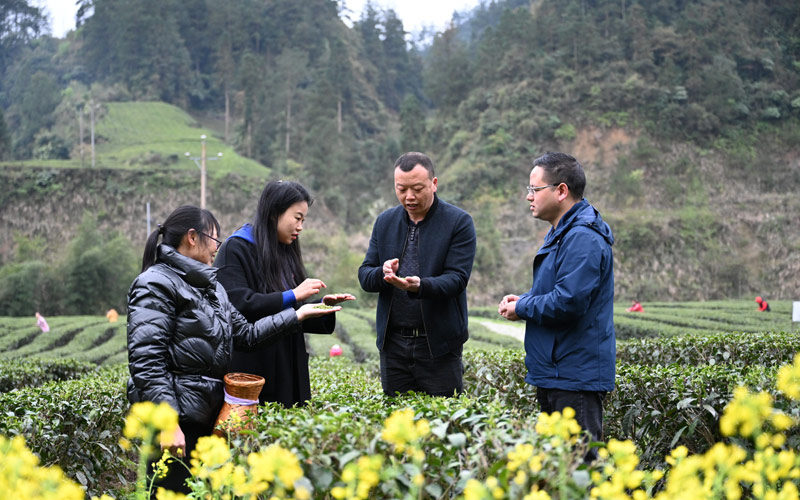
{"left": 0, "top": 0, "right": 799, "bottom": 312}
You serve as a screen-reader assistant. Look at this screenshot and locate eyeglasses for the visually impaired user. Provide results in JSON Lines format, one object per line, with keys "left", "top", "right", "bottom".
{"left": 199, "top": 232, "right": 222, "bottom": 248}
{"left": 526, "top": 184, "right": 558, "bottom": 195}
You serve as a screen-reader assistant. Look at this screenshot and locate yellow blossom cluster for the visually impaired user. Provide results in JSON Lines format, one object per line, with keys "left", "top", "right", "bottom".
{"left": 331, "top": 455, "right": 384, "bottom": 499}
{"left": 190, "top": 435, "right": 237, "bottom": 492}
{"left": 777, "top": 353, "right": 800, "bottom": 400}
{"left": 591, "top": 439, "right": 663, "bottom": 500}
{"left": 534, "top": 406, "right": 583, "bottom": 447}
{"left": 463, "top": 475, "right": 552, "bottom": 500}
{"left": 507, "top": 443, "right": 545, "bottom": 475}
{"left": 120, "top": 401, "right": 179, "bottom": 454}
{"left": 0, "top": 435, "right": 85, "bottom": 500}
{"left": 244, "top": 443, "right": 306, "bottom": 498}
{"left": 464, "top": 354, "right": 800, "bottom": 500}
{"left": 381, "top": 407, "right": 430, "bottom": 454}
{"left": 187, "top": 435, "right": 308, "bottom": 499}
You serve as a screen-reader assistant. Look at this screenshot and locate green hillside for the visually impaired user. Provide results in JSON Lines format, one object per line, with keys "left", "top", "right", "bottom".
{"left": 9, "top": 102, "right": 269, "bottom": 177}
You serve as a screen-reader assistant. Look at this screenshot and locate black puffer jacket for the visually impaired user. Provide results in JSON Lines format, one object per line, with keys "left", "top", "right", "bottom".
{"left": 126, "top": 245, "right": 302, "bottom": 427}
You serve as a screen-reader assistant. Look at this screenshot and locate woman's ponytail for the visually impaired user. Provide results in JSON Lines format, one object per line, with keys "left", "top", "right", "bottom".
{"left": 141, "top": 226, "right": 162, "bottom": 272}
{"left": 139, "top": 207, "right": 220, "bottom": 272}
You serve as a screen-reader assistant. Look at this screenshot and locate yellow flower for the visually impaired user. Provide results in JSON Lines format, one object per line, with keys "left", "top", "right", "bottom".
{"left": 155, "top": 488, "right": 189, "bottom": 500}
{"left": 381, "top": 408, "right": 430, "bottom": 453}
{"left": 247, "top": 444, "right": 303, "bottom": 491}
{"left": 508, "top": 443, "right": 534, "bottom": 472}
{"left": 0, "top": 435, "right": 85, "bottom": 500}
{"left": 535, "top": 409, "right": 583, "bottom": 442}
{"left": 124, "top": 401, "right": 179, "bottom": 440}
{"left": 776, "top": 353, "right": 800, "bottom": 400}
{"left": 523, "top": 491, "right": 551, "bottom": 500}
{"left": 295, "top": 485, "right": 311, "bottom": 500}
{"left": 720, "top": 387, "right": 774, "bottom": 438}
{"left": 463, "top": 479, "right": 490, "bottom": 500}
{"left": 190, "top": 435, "right": 231, "bottom": 472}
{"left": 529, "top": 453, "right": 544, "bottom": 473}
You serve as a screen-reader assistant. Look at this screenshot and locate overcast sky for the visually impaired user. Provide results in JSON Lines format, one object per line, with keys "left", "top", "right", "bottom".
{"left": 39, "top": 0, "right": 482, "bottom": 40}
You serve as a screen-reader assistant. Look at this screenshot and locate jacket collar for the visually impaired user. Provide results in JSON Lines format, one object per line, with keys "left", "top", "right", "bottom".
{"left": 403, "top": 194, "right": 440, "bottom": 226}
{"left": 157, "top": 244, "right": 217, "bottom": 288}
{"left": 229, "top": 223, "right": 255, "bottom": 244}
{"left": 542, "top": 199, "right": 615, "bottom": 248}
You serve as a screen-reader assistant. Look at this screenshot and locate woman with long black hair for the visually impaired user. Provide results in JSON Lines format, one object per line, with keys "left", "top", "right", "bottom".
{"left": 214, "top": 181, "right": 355, "bottom": 407}
{"left": 127, "top": 205, "right": 339, "bottom": 493}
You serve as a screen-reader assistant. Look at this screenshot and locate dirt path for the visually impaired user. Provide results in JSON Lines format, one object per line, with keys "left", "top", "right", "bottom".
{"left": 475, "top": 319, "right": 525, "bottom": 342}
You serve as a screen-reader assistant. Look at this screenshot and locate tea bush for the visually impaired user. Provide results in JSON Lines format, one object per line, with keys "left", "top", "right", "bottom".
{"left": 617, "top": 331, "right": 800, "bottom": 368}
{"left": 0, "top": 358, "right": 97, "bottom": 392}
{"left": 0, "top": 364, "right": 132, "bottom": 495}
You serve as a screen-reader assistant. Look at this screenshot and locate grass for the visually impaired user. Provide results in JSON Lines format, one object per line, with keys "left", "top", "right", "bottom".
{"left": 6, "top": 102, "right": 270, "bottom": 178}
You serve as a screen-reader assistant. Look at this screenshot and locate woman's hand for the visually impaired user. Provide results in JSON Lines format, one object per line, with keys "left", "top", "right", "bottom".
{"left": 292, "top": 278, "right": 327, "bottom": 301}
{"left": 322, "top": 293, "right": 357, "bottom": 305}
{"left": 296, "top": 303, "right": 341, "bottom": 322}
{"left": 160, "top": 425, "right": 186, "bottom": 458}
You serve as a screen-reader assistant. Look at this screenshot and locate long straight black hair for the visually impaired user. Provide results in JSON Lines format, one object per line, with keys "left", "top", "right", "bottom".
{"left": 252, "top": 181, "right": 312, "bottom": 293}
{"left": 141, "top": 205, "right": 221, "bottom": 272}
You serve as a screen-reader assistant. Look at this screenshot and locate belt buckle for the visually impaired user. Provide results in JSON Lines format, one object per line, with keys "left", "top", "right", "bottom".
{"left": 403, "top": 327, "right": 424, "bottom": 338}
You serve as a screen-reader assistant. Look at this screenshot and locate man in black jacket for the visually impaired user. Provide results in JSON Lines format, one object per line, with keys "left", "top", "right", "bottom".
{"left": 358, "top": 152, "right": 477, "bottom": 397}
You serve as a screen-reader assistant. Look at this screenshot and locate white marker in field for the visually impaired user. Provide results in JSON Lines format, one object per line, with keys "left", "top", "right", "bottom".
{"left": 793, "top": 301, "right": 800, "bottom": 323}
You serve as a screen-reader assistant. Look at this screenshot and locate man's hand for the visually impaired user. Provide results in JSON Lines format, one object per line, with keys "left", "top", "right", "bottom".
{"left": 383, "top": 258, "right": 419, "bottom": 292}
{"left": 382, "top": 258, "right": 399, "bottom": 278}
{"left": 498, "top": 294, "right": 521, "bottom": 321}
{"left": 384, "top": 274, "right": 420, "bottom": 292}
{"left": 293, "top": 278, "right": 327, "bottom": 301}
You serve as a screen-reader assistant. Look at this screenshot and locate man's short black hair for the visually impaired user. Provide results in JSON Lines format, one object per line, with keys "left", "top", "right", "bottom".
{"left": 395, "top": 152, "right": 434, "bottom": 178}
{"left": 533, "top": 152, "right": 586, "bottom": 200}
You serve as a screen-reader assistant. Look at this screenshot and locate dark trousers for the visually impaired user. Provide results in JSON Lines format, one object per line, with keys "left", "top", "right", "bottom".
{"left": 379, "top": 332, "right": 463, "bottom": 397}
{"left": 149, "top": 420, "right": 212, "bottom": 497}
{"left": 537, "top": 387, "right": 606, "bottom": 462}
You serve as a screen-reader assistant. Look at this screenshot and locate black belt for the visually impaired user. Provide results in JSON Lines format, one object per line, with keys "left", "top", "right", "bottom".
{"left": 390, "top": 326, "right": 426, "bottom": 338}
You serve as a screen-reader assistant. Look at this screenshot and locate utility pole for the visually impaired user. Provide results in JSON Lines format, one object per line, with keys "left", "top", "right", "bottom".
{"left": 90, "top": 99, "right": 96, "bottom": 168}
{"left": 185, "top": 135, "right": 222, "bottom": 209}
{"left": 77, "top": 106, "right": 84, "bottom": 167}
{"left": 201, "top": 137, "right": 207, "bottom": 209}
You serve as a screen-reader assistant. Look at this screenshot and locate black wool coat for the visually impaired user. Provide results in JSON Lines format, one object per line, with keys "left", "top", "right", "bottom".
{"left": 214, "top": 235, "right": 335, "bottom": 407}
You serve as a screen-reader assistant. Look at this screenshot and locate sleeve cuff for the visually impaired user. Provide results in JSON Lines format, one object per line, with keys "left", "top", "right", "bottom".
{"left": 281, "top": 290, "right": 297, "bottom": 308}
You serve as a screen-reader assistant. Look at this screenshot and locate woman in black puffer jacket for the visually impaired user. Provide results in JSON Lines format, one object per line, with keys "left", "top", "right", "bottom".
{"left": 126, "top": 205, "right": 339, "bottom": 494}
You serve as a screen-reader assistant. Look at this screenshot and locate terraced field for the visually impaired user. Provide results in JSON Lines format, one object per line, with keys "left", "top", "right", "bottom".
{"left": 1, "top": 300, "right": 795, "bottom": 366}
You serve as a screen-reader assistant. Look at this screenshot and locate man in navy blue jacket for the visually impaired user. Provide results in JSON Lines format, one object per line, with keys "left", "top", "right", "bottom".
{"left": 359, "top": 152, "right": 477, "bottom": 397}
{"left": 498, "top": 152, "right": 615, "bottom": 460}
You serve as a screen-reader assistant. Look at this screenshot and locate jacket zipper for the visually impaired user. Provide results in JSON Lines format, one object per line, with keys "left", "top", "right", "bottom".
{"left": 416, "top": 227, "right": 433, "bottom": 357}
{"left": 380, "top": 224, "right": 411, "bottom": 350}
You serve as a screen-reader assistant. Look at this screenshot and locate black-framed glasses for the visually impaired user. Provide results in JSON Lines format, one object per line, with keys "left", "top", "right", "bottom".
{"left": 526, "top": 184, "right": 558, "bottom": 195}
{"left": 199, "top": 232, "right": 222, "bottom": 248}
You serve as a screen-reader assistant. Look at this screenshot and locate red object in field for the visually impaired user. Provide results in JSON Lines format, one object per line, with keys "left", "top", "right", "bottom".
{"left": 755, "top": 296, "right": 770, "bottom": 312}
{"left": 329, "top": 344, "right": 343, "bottom": 357}
{"left": 626, "top": 302, "right": 644, "bottom": 313}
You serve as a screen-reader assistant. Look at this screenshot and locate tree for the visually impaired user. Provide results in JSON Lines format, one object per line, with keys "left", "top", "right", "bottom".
{"left": 274, "top": 48, "right": 309, "bottom": 158}
{"left": 0, "top": 0, "right": 46, "bottom": 83}
{"left": 399, "top": 94, "right": 425, "bottom": 151}
{"left": 0, "top": 107, "right": 10, "bottom": 159}
{"left": 424, "top": 25, "right": 473, "bottom": 110}
{"left": 80, "top": 0, "right": 193, "bottom": 104}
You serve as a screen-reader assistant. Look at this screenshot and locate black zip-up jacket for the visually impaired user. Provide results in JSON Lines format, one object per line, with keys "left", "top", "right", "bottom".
{"left": 358, "top": 196, "right": 477, "bottom": 357}
{"left": 126, "top": 245, "right": 302, "bottom": 428}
